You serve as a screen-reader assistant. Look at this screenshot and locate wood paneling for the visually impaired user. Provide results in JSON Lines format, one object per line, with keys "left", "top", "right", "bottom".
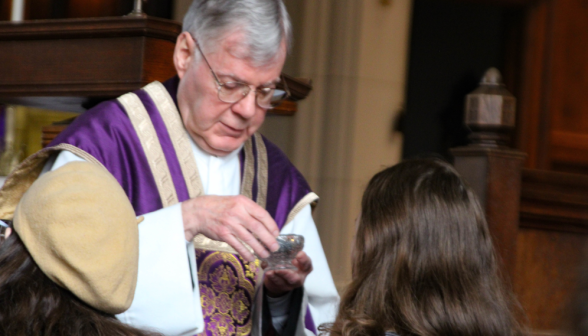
{"left": 0, "top": 37, "right": 143, "bottom": 91}
{"left": 455, "top": 154, "right": 588, "bottom": 333}
{"left": 550, "top": 131, "right": 588, "bottom": 173}
{"left": 143, "top": 38, "right": 177, "bottom": 84}
{"left": 515, "top": 0, "right": 588, "bottom": 174}
{"left": 515, "top": 0, "right": 551, "bottom": 169}
{"left": 514, "top": 169, "right": 588, "bottom": 331}
{"left": 520, "top": 168, "right": 588, "bottom": 234}
{"left": 549, "top": 1, "right": 588, "bottom": 134}
{"left": 514, "top": 227, "right": 587, "bottom": 330}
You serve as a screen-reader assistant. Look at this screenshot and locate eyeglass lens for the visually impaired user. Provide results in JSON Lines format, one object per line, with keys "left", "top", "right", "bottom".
{"left": 191, "top": 34, "right": 289, "bottom": 108}
{"left": 218, "top": 83, "right": 287, "bottom": 108}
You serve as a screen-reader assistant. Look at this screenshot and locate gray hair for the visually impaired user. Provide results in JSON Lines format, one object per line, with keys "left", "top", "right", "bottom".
{"left": 183, "top": 0, "right": 292, "bottom": 66}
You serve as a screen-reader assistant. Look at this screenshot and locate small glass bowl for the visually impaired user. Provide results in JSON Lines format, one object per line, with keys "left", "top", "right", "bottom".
{"left": 262, "top": 234, "right": 304, "bottom": 270}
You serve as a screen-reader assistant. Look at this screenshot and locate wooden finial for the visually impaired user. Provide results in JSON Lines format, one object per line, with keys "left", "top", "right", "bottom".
{"left": 464, "top": 67, "right": 516, "bottom": 147}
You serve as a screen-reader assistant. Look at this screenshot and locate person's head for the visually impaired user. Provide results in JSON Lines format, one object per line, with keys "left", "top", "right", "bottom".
{"left": 174, "top": 0, "right": 291, "bottom": 156}
{"left": 324, "top": 158, "right": 523, "bottom": 336}
{"left": 0, "top": 162, "right": 157, "bottom": 336}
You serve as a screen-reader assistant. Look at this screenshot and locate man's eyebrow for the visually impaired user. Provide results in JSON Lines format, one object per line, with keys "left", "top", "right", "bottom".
{"left": 216, "top": 72, "right": 241, "bottom": 81}
{"left": 216, "top": 73, "right": 280, "bottom": 87}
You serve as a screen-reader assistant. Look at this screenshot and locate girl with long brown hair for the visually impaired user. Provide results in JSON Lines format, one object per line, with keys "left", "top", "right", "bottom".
{"left": 323, "top": 159, "right": 524, "bottom": 336}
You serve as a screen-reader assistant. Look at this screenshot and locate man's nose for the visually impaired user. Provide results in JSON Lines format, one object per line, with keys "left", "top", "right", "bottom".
{"left": 231, "top": 89, "right": 258, "bottom": 118}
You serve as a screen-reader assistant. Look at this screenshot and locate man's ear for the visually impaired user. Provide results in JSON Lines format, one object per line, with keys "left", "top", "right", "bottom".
{"left": 174, "top": 32, "right": 194, "bottom": 79}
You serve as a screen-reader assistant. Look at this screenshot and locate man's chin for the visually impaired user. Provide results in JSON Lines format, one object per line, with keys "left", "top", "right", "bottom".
{"left": 204, "top": 138, "right": 246, "bottom": 157}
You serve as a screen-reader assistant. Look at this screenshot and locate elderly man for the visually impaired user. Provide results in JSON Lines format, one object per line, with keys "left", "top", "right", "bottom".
{"left": 25, "top": 0, "right": 338, "bottom": 335}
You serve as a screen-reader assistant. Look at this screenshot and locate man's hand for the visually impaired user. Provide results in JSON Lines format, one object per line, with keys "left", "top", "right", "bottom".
{"left": 182, "top": 195, "right": 280, "bottom": 262}
{"left": 264, "top": 251, "right": 313, "bottom": 297}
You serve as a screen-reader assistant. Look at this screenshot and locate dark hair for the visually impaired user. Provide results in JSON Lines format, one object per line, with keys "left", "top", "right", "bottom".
{"left": 0, "top": 232, "right": 161, "bottom": 336}
{"left": 322, "top": 158, "right": 524, "bottom": 336}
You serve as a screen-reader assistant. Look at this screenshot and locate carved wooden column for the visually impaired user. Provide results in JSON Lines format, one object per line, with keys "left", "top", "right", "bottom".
{"left": 451, "top": 68, "right": 526, "bottom": 279}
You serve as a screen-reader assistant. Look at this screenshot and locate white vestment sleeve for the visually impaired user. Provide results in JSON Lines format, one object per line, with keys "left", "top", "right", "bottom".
{"left": 49, "top": 150, "right": 203, "bottom": 336}
{"left": 281, "top": 205, "right": 340, "bottom": 334}
{"left": 117, "top": 204, "right": 203, "bottom": 336}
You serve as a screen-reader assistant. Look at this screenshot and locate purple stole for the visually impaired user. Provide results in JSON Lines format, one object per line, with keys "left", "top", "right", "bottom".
{"left": 47, "top": 77, "right": 319, "bottom": 336}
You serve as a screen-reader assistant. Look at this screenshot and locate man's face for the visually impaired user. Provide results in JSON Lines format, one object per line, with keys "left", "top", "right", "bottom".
{"left": 175, "top": 31, "right": 287, "bottom": 157}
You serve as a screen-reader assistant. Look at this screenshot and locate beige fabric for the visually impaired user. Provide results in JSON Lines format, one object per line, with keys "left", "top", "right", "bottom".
{"left": 13, "top": 161, "right": 139, "bottom": 314}
{"left": 0, "top": 144, "right": 100, "bottom": 220}
{"left": 253, "top": 133, "right": 268, "bottom": 209}
{"left": 285, "top": 192, "right": 319, "bottom": 225}
{"left": 240, "top": 137, "right": 255, "bottom": 199}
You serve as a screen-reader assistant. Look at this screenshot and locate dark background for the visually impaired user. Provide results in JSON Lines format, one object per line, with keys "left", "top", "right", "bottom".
{"left": 402, "top": 0, "right": 521, "bottom": 161}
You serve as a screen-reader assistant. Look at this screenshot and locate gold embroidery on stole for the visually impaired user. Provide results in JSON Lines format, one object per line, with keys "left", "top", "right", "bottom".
{"left": 117, "top": 92, "right": 178, "bottom": 207}
{"left": 253, "top": 133, "right": 268, "bottom": 209}
{"left": 240, "top": 138, "right": 255, "bottom": 199}
{"left": 199, "top": 252, "right": 258, "bottom": 336}
{"left": 142, "top": 82, "right": 204, "bottom": 199}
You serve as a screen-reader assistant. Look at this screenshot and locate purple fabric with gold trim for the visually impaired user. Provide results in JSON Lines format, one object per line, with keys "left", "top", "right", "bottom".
{"left": 196, "top": 248, "right": 261, "bottom": 336}
{"left": 49, "top": 77, "right": 318, "bottom": 335}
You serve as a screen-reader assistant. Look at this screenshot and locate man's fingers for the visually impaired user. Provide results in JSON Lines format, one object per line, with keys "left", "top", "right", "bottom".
{"left": 230, "top": 223, "right": 273, "bottom": 259}
{"left": 267, "top": 271, "right": 293, "bottom": 287}
{"left": 264, "top": 253, "right": 313, "bottom": 297}
{"left": 234, "top": 197, "right": 279, "bottom": 252}
{"left": 293, "top": 252, "right": 312, "bottom": 273}
{"left": 221, "top": 233, "right": 257, "bottom": 262}
{"left": 243, "top": 197, "right": 280, "bottom": 237}
{"left": 271, "top": 269, "right": 302, "bottom": 286}
{"left": 182, "top": 195, "right": 281, "bottom": 261}
{"left": 240, "top": 217, "right": 279, "bottom": 252}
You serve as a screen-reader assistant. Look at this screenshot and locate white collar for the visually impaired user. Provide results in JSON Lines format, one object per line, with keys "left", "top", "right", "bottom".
{"left": 191, "top": 140, "right": 244, "bottom": 162}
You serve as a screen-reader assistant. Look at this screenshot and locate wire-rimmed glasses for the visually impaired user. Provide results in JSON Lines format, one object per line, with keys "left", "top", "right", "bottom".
{"left": 192, "top": 35, "right": 290, "bottom": 109}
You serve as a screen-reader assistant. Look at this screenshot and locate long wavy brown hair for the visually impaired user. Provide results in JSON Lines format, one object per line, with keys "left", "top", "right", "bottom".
{"left": 322, "top": 159, "right": 524, "bottom": 336}
{"left": 0, "top": 231, "right": 162, "bottom": 336}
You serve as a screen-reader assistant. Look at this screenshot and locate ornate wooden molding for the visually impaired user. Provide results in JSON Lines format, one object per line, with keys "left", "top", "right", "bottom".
{"left": 520, "top": 168, "right": 588, "bottom": 234}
